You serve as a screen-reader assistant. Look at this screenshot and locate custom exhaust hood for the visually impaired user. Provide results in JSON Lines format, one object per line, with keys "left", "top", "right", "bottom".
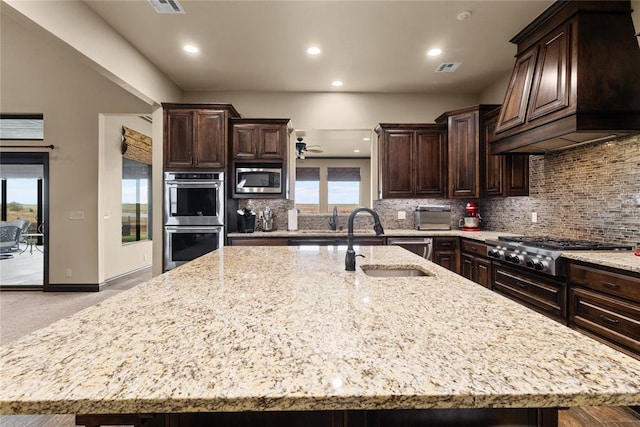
{"left": 490, "top": 0, "right": 640, "bottom": 154}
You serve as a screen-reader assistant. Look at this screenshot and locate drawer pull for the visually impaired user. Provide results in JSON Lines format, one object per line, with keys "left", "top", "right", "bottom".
{"left": 599, "top": 314, "right": 619, "bottom": 324}
{"left": 516, "top": 281, "right": 527, "bottom": 288}
{"left": 602, "top": 281, "right": 620, "bottom": 290}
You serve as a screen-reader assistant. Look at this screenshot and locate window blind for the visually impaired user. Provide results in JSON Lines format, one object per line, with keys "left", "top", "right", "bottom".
{"left": 328, "top": 167, "right": 360, "bottom": 182}
{"left": 296, "top": 167, "right": 320, "bottom": 181}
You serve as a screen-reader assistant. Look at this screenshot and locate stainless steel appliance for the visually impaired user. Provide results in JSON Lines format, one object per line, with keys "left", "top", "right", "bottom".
{"left": 486, "top": 236, "right": 632, "bottom": 276}
{"left": 414, "top": 206, "right": 451, "bottom": 230}
{"left": 164, "top": 226, "right": 224, "bottom": 271}
{"left": 388, "top": 237, "right": 433, "bottom": 260}
{"left": 164, "top": 171, "right": 224, "bottom": 226}
{"left": 235, "top": 166, "right": 282, "bottom": 195}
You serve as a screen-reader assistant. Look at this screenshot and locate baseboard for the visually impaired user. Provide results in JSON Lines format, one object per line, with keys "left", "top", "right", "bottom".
{"left": 45, "top": 283, "right": 100, "bottom": 292}
{"left": 99, "top": 265, "right": 152, "bottom": 291}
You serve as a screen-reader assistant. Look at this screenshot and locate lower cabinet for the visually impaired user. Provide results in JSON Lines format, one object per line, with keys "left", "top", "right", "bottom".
{"left": 492, "top": 261, "right": 567, "bottom": 324}
{"left": 460, "top": 239, "right": 491, "bottom": 288}
{"left": 568, "top": 261, "right": 640, "bottom": 359}
{"left": 228, "top": 236, "right": 385, "bottom": 246}
{"left": 228, "top": 237, "right": 288, "bottom": 246}
{"left": 432, "top": 237, "right": 459, "bottom": 273}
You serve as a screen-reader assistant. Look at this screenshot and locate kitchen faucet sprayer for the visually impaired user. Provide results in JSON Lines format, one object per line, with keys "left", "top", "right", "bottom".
{"left": 345, "top": 208, "right": 384, "bottom": 271}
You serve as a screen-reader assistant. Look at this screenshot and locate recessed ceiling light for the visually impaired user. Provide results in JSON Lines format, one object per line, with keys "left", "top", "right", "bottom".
{"left": 427, "top": 48, "right": 442, "bottom": 57}
{"left": 307, "top": 46, "right": 321, "bottom": 55}
{"left": 457, "top": 10, "right": 472, "bottom": 21}
{"left": 354, "top": 149, "right": 361, "bottom": 153}
{"left": 362, "top": 137, "right": 370, "bottom": 141}
{"left": 332, "top": 80, "right": 343, "bottom": 87}
{"left": 183, "top": 45, "right": 199, "bottom": 54}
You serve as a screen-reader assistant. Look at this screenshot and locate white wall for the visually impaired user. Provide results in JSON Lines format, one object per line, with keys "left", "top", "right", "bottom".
{"left": 99, "top": 115, "right": 153, "bottom": 282}
{"left": 1, "top": 11, "right": 152, "bottom": 286}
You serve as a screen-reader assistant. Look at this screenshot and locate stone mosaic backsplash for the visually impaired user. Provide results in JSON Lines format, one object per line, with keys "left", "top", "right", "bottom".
{"left": 481, "top": 133, "right": 640, "bottom": 247}
{"left": 237, "top": 133, "right": 638, "bottom": 247}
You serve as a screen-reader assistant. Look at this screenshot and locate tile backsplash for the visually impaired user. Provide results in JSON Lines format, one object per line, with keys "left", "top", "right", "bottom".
{"left": 237, "top": 133, "right": 639, "bottom": 247}
{"left": 482, "top": 133, "right": 639, "bottom": 247}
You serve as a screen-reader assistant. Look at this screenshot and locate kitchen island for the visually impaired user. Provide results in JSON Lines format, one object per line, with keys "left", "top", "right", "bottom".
{"left": 1, "top": 246, "right": 639, "bottom": 426}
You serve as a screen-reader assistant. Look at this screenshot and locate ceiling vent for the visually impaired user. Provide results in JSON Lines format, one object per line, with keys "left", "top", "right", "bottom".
{"left": 147, "top": 0, "right": 184, "bottom": 14}
{"left": 435, "top": 63, "right": 462, "bottom": 73}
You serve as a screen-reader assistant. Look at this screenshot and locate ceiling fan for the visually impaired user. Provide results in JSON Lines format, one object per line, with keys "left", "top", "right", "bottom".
{"left": 295, "top": 137, "right": 323, "bottom": 159}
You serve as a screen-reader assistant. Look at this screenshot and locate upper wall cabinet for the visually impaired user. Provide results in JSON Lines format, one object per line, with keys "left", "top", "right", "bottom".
{"left": 491, "top": 1, "right": 640, "bottom": 153}
{"left": 230, "top": 118, "right": 292, "bottom": 162}
{"left": 163, "top": 103, "right": 241, "bottom": 170}
{"left": 436, "top": 105, "right": 499, "bottom": 199}
{"left": 375, "top": 124, "right": 447, "bottom": 199}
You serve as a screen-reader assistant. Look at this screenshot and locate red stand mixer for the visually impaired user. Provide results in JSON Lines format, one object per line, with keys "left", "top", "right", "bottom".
{"left": 459, "top": 201, "right": 482, "bottom": 231}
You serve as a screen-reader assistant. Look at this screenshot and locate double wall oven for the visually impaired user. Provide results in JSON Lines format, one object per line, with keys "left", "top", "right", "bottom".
{"left": 163, "top": 171, "right": 224, "bottom": 271}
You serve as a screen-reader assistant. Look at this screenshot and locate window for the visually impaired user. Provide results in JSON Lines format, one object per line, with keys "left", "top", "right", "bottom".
{"left": 295, "top": 167, "right": 320, "bottom": 214}
{"left": 328, "top": 167, "right": 360, "bottom": 214}
{"left": 121, "top": 126, "right": 152, "bottom": 244}
{"left": 122, "top": 158, "right": 151, "bottom": 243}
{"left": 0, "top": 114, "right": 44, "bottom": 140}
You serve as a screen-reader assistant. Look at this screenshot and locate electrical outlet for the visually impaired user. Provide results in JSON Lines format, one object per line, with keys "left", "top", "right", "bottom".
{"left": 69, "top": 211, "right": 85, "bottom": 220}
{"left": 65, "top": 268, "right": 72, "bottom": 277}
{"left": 398, "top": 211, "right": 406, "bottom": 220}
{"left": 531, "top": 212, "right": 538, "bottom": 223}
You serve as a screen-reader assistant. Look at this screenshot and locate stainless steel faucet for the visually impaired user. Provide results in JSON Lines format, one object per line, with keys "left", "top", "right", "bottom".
{"left": 345, "top": 208, "right": 384, "bottom": 271}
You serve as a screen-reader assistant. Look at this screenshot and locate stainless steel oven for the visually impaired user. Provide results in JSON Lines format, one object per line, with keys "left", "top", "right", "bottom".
{"left": 164, "top": 226, "right": 224, "bottom": 271}
{"left": 164, "top": 171, "right": 224, "bottom": 226}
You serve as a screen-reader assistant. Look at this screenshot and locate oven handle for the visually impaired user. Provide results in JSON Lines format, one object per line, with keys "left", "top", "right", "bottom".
{"left": 165, "top": 181, "right": 222, "bottom": 187}
{"left": 164, "top": 226, "right": 223, "bottom": 233}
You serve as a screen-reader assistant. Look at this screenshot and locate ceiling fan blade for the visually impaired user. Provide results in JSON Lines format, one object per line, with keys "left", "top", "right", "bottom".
{"left": 306, "top": 148, "right": 324, "bottom": 153}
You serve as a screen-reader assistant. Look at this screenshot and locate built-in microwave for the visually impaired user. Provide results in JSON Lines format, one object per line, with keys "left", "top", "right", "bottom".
{"left": 235, "top": 166, "right": 282, "bottom": 195}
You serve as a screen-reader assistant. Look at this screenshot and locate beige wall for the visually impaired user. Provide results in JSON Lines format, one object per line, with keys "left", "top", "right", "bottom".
{"left": 99, "top": 115, "right": 153, "bottom": 282}
{"left": 1, "top": 11, "right": 152, "bottom": 286}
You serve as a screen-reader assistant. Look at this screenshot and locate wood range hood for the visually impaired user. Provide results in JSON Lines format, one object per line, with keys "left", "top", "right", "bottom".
{"left": 490, "top": 0, "right": 640, "bottom": 154}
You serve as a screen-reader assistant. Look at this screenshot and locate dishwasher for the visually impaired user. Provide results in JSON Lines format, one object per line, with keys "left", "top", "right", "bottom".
{"left": 387, "top": 237, "right": 433, "bottom": 260}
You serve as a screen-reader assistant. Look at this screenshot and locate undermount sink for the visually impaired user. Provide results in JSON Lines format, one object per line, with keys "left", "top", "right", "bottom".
{"left": 361, "top": 266, "right": 431, "bottom": 277}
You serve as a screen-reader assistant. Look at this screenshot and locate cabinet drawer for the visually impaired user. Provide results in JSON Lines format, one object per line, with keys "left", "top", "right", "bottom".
{"left": 568, "top": 263, "right": 640, "bottom": 303}
{"left": 493, "top": 262, "right": 566, "bottom": 322}
{"left": 461, "top": 239, "right": 487, "bottom": 257}
{"left": 570, "top": 287, "right": 640, "bottom": 357}
{"left": 434, "top": 237, "right": 457, "bottom": 251}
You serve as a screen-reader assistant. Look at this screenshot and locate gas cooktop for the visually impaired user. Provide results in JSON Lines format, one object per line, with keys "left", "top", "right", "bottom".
{"left": 497, "top": 236, "right": 632, "bottom": 251}
{"left": 486, "top": 236, "right": 632, "bottom": 276}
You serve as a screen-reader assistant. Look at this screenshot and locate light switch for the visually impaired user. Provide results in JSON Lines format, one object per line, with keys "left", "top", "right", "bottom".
{"left": 398, "top": 211, "right": 406, "bottom": 220}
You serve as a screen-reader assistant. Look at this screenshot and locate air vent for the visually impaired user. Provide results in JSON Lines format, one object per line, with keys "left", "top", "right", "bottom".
{"left": 147, "top": 0, "right": 184, "bottom": 14}
{"left": 435, "top": 63, "right": 462, "bottom": 73}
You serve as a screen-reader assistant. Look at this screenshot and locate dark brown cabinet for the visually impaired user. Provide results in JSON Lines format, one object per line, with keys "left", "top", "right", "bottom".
{"left": 230, "top": 118, "right": 291, "bottom": 162}
{"left": 460, "top": 239, "right": 491, "bottom": 288}
{"left": 568, "top": 261, "right": 640, "bottom": 359}
{"left": 375, "top": 124, "right": 447, "bottom": 199}
{"left": 492, "top": 261, "right": 567, "bottom": 323}
{"left": 483, "top": 107, "right": 529, "bottom": 197}
{"left": 163, "top": 103, "right": 240, "bottom": 170}
{"left": 432, "top": 237, "right": 458, "bottom": 273}
{"left": 436, "top": 105, "right": 500, "bottom": 198}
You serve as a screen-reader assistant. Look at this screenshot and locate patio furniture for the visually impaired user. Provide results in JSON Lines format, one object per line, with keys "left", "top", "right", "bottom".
{"left": 0, "top": 225, "right": 21, "bottom": 253}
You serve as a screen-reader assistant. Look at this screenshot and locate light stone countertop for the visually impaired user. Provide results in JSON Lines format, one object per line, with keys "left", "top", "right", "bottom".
{"left": 560, "top": 251, "right": 640, "bottom": 274}
{"left": 228, "top": 229, "right": 514, "bottom": 242}
{"left": 1, "top": 246, "right": 639, "bottom": 415}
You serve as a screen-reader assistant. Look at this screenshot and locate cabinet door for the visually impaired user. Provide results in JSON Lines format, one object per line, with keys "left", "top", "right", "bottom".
{"left": 461, "top": 254, "right": 474, "bottom": 281}
{"left": 232, "top": 125, "right": 258, "bottom": 160}
{"left": 526, "top": 24, "right": 572, "bottom": 122}
{"left": 434, "top": 251, "right": 457, "bottom": 273}
{"left": 381, "top": 130, "right": 414, "bottom": 198}
{"left": 505, "top": 154, "right": 529, "bottom": 196}
{"left": 415, "top": 128, "right": 446, "bottom": 197}
{"left": 194, "top": 110, "right": 226, "bottom": 168}
{"left": 258, "top": 125, "right": 286, "bottom": 160}
{"left": 483, "top": 110, "right": 505, "bottom": 196}
{"left": 448, "top": 112, "right": 478, "bottom": 198}
{"left": 495, "top": 45, "right": 538, "bottom": 133}
{"left": 164, "top": 110, "right": 194, "bottom": 168}
{"left": 476, "top": 258, "right": 491, "bottom": 289}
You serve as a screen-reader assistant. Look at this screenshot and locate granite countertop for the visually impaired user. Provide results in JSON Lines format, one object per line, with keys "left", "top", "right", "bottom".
{"left": 228, "top": 229, "right": 513, "bottom": 242}
{"left": 2, "top": 246, "right": 639, "bottom": 415}
{"left": 560, "top": 251, "right": 640, "bottom": 274}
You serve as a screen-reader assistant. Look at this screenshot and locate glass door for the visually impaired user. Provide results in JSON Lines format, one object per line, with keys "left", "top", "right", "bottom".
{"left": 0, "top": 153, "right": 48, "bottom": 289}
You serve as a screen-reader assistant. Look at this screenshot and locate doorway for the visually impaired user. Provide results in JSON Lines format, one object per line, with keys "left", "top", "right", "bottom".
{"left": 0, "top": 152, "right": 49, "bottom": 290}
